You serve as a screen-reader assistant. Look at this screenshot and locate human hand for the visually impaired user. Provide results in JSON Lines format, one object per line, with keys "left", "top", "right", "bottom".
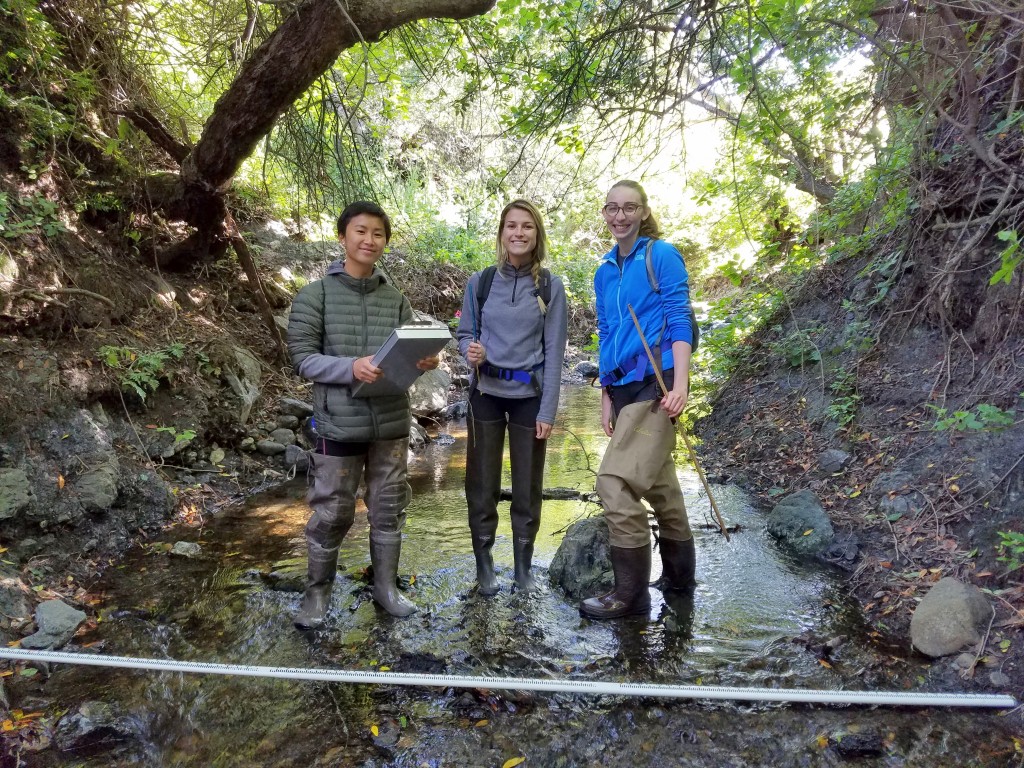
{"left": 466, "top": 341, "right": 486, "bottom": 366}
{"left": 353, "top": 356, "right": 382, "bottom": 383}
{"left": 536, "top": 421, "right": 553, "bottom": 440}
{"left": 660, "top": 383, "right": 688, "bottom": 419}
{"left": 416, "top": 355, "right": 440, "bottom": 371}
{"left": 601, "top": 389, "right": 614, "bottom": 437}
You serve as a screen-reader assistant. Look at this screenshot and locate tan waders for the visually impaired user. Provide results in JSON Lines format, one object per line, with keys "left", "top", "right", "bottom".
{"left": 580, "top": 400, "right": 695, "bottom": 619}
{"left": 294, "top": 439, "right": 416, "bottom": 628}
{"left": 294, "top": 453, "right": 361, "bottom": 629}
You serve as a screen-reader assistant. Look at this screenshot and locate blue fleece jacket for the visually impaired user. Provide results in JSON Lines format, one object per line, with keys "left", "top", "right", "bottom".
{"left": 595, "top": 236, "right": 693, "bottom": 386}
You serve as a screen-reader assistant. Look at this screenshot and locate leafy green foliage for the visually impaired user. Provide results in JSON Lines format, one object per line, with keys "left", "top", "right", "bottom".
{"left": 0, "top": 193, "right": 66, "bottom": 238}
{"left": 928, "top": 403, "right": 1016, "bottom": 432}
{"left": 996, "top": 531, "right": 1024, "bottom": 573}
{"left": 990, "top": 230, "right": 1021, "bottom": 286}
{"left": 98, "top": 344, "right": 186, "bottom": 401}
{"left": 826, "top": 371, "right": 861, "bottom": 427}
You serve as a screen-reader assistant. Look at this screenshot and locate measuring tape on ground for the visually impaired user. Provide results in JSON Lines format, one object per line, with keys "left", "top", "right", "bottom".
{"left": 0, "top": 648, "right": 1016, "bottom": 709}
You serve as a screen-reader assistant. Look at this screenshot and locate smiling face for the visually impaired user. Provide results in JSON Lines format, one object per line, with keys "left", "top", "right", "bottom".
{"left": 339, "top": 213, "right": 388, "bottom": 278}
{"left": 500, "top": 206, "right": 539, "bottom": 268}
{"left": 602, "top": 185, "right": 650, "bottom": 251}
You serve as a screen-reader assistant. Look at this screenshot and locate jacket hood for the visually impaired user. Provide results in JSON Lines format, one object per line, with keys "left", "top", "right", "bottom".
{"left": 325, "top": 259, "right": 387, "bottom": 291}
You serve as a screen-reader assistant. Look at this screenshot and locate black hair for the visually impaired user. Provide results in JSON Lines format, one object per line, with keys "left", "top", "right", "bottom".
{"left": 337, "top": 201, "right": 392, "bottom": 242}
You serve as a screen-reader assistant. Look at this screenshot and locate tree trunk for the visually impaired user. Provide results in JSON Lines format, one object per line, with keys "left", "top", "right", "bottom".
{"left": 171, "top": 0, "right": 496, "bottom": 238}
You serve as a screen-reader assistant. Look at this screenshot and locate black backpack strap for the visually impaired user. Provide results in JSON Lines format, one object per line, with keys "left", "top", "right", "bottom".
{"left": 474, "top": 265, "right": 498, "bottom": 340}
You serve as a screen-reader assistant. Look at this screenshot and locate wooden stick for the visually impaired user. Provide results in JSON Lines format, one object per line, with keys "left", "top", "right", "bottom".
{"left": 627, "top": 304, "right": 729, "bottom": 541}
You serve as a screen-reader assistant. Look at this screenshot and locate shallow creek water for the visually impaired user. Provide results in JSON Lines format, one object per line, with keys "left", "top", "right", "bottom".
{"left": 19, "top": 386, "right": 1021, "bottom": 767}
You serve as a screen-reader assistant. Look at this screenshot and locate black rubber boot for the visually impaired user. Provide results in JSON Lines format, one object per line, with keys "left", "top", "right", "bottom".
{"left": 652, "top": 537, "right": 697, "bottom": 594}
{"left": 508, "top": 422, "right": 546, "bottom": 592}
{"left": 579, "top": 545, "right": 652, "bottom": 619}
{"left": 370, "top": 532, "right": 417, "bottom": 617}
{"left": 466, "top": 418, "right": 506, "bottom": 595}
{"left": 294, "top": 453, "right": 361, "bottom": 630}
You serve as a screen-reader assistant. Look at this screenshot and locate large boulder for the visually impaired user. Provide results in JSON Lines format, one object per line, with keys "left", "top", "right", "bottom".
{"left": 766, "top": 489, "right": 835, "bottom": 558}
{"left": 910, "top": 577, "right": 991, "bottom": 657}
{"left": 55, "top": 701, "right": 147, "bottom": 757}
{"left": 549, "top": 516, "right": 614, "bottom": 600}
{"left": 410, "top": 367, "right": 451, "bottom": 417}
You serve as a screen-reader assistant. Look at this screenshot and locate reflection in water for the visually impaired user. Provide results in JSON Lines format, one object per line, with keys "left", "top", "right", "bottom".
{"left": 27, "top": 386, "right": 1016, "bottom": 767}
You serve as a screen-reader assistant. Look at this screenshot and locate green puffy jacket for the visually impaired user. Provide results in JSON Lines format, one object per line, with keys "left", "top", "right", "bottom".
{"left": 287, "top": 262, "right": 414, "bottom": 442}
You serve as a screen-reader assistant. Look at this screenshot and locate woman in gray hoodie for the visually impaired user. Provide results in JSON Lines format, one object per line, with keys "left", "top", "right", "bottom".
{"left": 455, "top": 200, "right": 568, "bottom": 594}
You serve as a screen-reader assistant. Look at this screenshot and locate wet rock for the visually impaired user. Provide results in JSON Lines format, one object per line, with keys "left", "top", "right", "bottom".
{"left": 766, "top": 489, "right": 835, "bottom": 558}
{"left": 170, "top": 541, "right": 202, "bottom": 559}
{"left": 263, "top": 569, "right": 304, "bottom": 593}
{"left": 0, "top": 467, "right": 32, "bottom": 520}
{"left": 55, "top": 700, "right": 147, "bottom": 756}
{"left": 443, "top": 401, "right": 468, "bottom": 420}
{"left": 284, "top": 444, "right": 310, "bottom": 472}
{"left": 910, "top": 577, "right": 991, "bottom": 657}
{"left": 0, "top": 567, "right": 32, "bottom": 641}
{"left": 278, "top": 397, "right": 314, "bottom": 419}
{"left": 575, "top": 360, "right": 600, "bottom": 379}
{"left": 549, "top": 516, "right": 613, "bottom": 600}
{"left": 501, "top": 487, "right": 582, "bottom": 501}
{"left": 821, "top": 532, "right": 860, "bottom": 567}
{"left": 818, "top": 448, "right": 852, "bottom": 473}
{"left": 409, "top": 422, "right": 429, "bottom": 450}
{"left": 21, "top": 600, "right": 87, "bottom": 650}
{"left": 831, "top": 731, "right": 884, "bottom": 758}
{"left": 434, "top": 433, "right": 456, "bottom": 447}
{"left": 410, "top": 367, "right": 451, "bottom": 417}
{"left": 257, "top": 439, "right": 286, "bottom": 456}
{"left": 270, "top": 428, "right": 297, "bottom": 446}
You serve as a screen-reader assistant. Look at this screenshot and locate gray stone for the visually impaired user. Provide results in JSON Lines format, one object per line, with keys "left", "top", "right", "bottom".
{"left": 870, "top": 470, "right": 914, "bottom": 497}
{"left": 410, "top": 367, "right": 451, "bottom": 417}
{"left": 549, "top": 516, "right": 614, "bottom": 600}
{"left": 270, "top": 428, "right": 296, "bottom": 446}
{"left": 276, "top": 414, "right": 300, "bottom": 430}
{"left": 409, "top": 422, "right": 429, "bottom": 450}
{"left": 766, "top": 489, "right": 835, "bottom": 558}
{"left": 443, "top": 401, "right": 468, "bottom": 421}
{"left": 256, "top": 440, "right": 286, "bottom": 456}
{"left": 990, "top": 670, "right": 1011, "bottom": 688}
{"left": 278, "top": 397, "right": 314, "bottom": 418}
{"left": 170, "top": 541, "right": 202, "bottom": 559}
{"left": 575, "top": 360, "right": 600, "bottom": 379}
{"left": 209, "top": 447, "right": 225, "bottom": 465}
{"left": 239, "top": 437, "right": 256, "bottom": 452}
{"left": 818, "top": 448, "right": 852, "bottom": 473}
{"left": 910, "top": 577, "right": 991, "bottom": 657}
{"left": 0, "top": 568, "right": 31, "bottom": 622}
{"left": 222, "top": 344, "right": 263, "bottom": 424}
{"left": 21, "top": 600, "right": 87, "bottom": 650}
{"left": 75, "top": 454, "right": 119, "bottom": 511}
{"left": 284, "top": 444, "right": 310, "bottom": 472}
{"left": 0, "top": 468, "right": 32, "bottom": 520}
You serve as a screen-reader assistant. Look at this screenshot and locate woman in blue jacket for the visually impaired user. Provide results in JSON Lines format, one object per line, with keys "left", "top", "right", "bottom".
{"left": 581, "top": 180, "right": 697, "bottom": 619}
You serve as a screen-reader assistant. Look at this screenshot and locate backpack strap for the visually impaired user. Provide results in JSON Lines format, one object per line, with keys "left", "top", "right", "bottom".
{"left": 473, "top": 265, "right": 498, "bottom": 341}
{"left": 644, "top": 239, "right": 700, "bottom": 352}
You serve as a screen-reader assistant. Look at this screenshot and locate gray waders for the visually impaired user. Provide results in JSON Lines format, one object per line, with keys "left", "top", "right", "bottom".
{"left": 364, "top": 438, "right": 416, "bottom": 618}
{"left": 294, "top": 453, "right": 360, "bottom": 629}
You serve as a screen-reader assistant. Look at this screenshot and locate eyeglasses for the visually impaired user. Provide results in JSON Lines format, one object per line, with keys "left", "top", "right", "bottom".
{"left": 602, "top": 203, "right": 643, "bottom": 216}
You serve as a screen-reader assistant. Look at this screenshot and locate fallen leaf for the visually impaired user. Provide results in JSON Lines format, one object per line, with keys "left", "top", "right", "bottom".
{"left": 379, "top": 666, "right": 391, "bottom": 672}
{"left": 803, "top": 529, "right": 814, "bottom": 536}
{"left": 371, "top": 724, "right": 379, "bottom": 737}
{"left": 57, "top": 475, "right": 65, "bottom": 490}
{"left": 818, "top": 659, "right": 833, "bottom": 669}
{"left": 475, "top": 719, "right": 489, "bottom": 727}
{"left": 502, "top": 758, "right": 526, "bottom": 768}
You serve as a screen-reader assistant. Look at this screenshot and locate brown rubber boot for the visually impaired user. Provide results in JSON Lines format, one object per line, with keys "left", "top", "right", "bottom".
{"left": 579, "top": 545, "right": 652, "bottom": 619}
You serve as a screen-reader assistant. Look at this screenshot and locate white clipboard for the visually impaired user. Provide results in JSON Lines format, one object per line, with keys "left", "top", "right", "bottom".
{"left": 350, "top": 325, "right": 452, "bottom": 398}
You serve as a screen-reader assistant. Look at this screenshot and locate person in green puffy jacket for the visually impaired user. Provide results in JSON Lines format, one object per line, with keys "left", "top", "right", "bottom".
{"left": 287, "top": 201, "right": 439, "bottom": 627}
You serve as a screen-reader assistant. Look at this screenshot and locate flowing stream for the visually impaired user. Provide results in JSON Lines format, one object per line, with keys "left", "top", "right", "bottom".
{"left": 18, "top": 386, "right": 1020, "bottom": 767}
